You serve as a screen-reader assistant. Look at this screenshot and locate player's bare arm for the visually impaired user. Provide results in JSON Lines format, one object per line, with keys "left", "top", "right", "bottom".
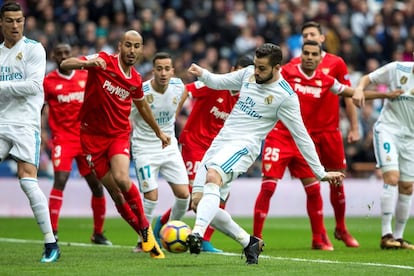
{"left": 60, "top": 57, "right": 107, "bottom": 70}
{"left": 133, "top": 98, "right": 171, "bottom": 148}
{"left": 364, "top": 89, "right": 404, "bottom": 100}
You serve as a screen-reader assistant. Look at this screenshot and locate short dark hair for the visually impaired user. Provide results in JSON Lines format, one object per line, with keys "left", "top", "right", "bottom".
{"left": 152, "top": 52, "right": 172, "bottom": 65}
{"left": 255, "top": 43, "right": 283, "bottom": 67}
{"left": 0, "top": 2, "right": 23, "bottom": 18}
{"left": 234, "top": 56, "right": 253, "bottom": 68}
{"left": 301, "top": 21, "right": 322, "bottom": 34}
{"left": 302, "top": 40, "right": 321, "bottom": 52}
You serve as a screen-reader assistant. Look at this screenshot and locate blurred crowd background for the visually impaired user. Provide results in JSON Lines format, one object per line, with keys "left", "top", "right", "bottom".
{"left": 1, "top": 0, "right": 413, "bottom": 179}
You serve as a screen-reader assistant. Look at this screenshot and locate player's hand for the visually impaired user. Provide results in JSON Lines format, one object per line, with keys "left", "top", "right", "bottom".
{"left": 352, "top": 88, "right": 365, "bottom": 108}
{"left": 320, "top": 171, "right": 345, "bottom": 186}
{"left": 347, "top": 128, "right": 360, "bottom": 144}
{"left": 88, "top": 57, "right": 107, "bottom": 70}
{"left": 187, "top": 63, "right": 203, "bottom": 77}
{"left": 386, "top": 89, "right": 404, "bottom": 99}
{"left": 158, "top": 132, "right": 171, "bottom": 149}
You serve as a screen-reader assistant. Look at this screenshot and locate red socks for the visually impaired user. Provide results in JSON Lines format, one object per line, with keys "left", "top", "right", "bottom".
{"left": 304, "top": 182, "right": 326, "bottom": 240}
{"left": 91, "top": 196, "right": 106, "bottom": 234}
{"left": 253, "top": 179, "right": 277, "bottom": 238}
{"left": 49, "top": 188, "right": 63, "bottom": 232}
{"left": 122, "top": 183, "right": 149, "bottom": 229}
{"left": 330, "top": 183, "right": 346, "bottom": 231}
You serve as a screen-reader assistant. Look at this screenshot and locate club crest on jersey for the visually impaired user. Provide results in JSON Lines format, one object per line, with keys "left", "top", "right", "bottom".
{"left": 264, "top": 163, "right": 272, "bottom": 172}
{"left": 322, "top": 68, "right": 330, "bottom": 75}
{"left": 145, "top": 94, "right": 154, "bottom": 104}
{"left": 411, "top": 89, "right": 414, "bottom": 95}
{"left": 315, "top": 80, "right": 322, "bottom": 86}
{"left": 54, "top": 159, "right": 60, "bottom": 167}
{"left": 142, "top": 181, "right": 149, "bottom": 189}
{"left": 248, "top": 75, "right": 255, "bottom": 82}
{"left": 264, "top": 95, "right": 273, "bottom": 104}
{"left": 78, "top": 80, "right": 86, "bottom": 88}
{"left": 16, "top": 52, "right": 23, "bottom": 60}
{"left": 173, "top": 96, "right": 177, "bottom": 105}
{"left": 400, "top": 76, "right": 408, "bottom": 85}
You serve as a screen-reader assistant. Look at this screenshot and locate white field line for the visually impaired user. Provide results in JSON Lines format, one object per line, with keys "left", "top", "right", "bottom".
{"left": 0, "top": 237, "right": 413, "bottom": 270}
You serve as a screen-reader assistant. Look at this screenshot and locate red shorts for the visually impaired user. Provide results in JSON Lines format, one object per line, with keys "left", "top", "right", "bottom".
{"left": 262, "top": 130, "right": 346, "bottom": 179}
{"left": 51, "top": 138, "right": 91, "bottom": 176}
{"left": 262, "top": 131, "right": 314, "bottom": 179}
{"left": 310, "top": 130, "right": 346, "bottom": 170}
{"left": 181, "top": 143, "right": 206, "bottom": 181}
{"left": 80, "top": 132, "right": 131, "bottom": 179}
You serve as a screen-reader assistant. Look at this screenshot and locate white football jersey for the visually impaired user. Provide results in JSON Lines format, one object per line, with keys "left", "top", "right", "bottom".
{"left": 130, "top": 77, "right": 185, "bottom": 151}
{"left": 199, "top": 66, "right": 327, "bottom": 180}
{"left": 0, "top": 37, "right": 46, "bottom": 131}
{"left": 368, "top": 61, "right": 414, "bottom": 132}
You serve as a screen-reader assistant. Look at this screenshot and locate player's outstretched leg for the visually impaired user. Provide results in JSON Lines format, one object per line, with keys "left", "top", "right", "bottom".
{"left": 186, "top": 233, "right": 202, "bottom": 254}
{"left": 243, "top": 236, "right": 264, "bottom": 265}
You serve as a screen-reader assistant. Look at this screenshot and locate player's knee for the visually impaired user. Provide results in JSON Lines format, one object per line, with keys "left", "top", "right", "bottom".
{"left": 205, "top": 168, "right": 222, "bottom": 185}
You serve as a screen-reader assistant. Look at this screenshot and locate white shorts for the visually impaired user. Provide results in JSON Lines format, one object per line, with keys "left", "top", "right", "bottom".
{"left": 132, "top": 145, "right": 189, "bottom": 193}
{"left": 0, "top": 124, "right": 41, "bottom": 167}
{"left": 192, "top": 142, "right": 257, "bottom": 201}
{"left": 373, "top": 123, "right": 414, "bottom": 181}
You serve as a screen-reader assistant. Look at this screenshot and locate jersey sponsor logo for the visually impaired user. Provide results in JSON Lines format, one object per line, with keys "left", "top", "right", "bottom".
{"left": 102, "top": 80, "right": 130, "bottom": 100}
{"left": 293, "top": 83, "right": 322, "bottom": 98}
{"left": 236, "top": 96, "right": 262, "bottom": 118}
{"left": 210, "top": 106, "right": 230, "bottom": 121}
{"left": 0, "top": 66, "right": 23, "bottom": 81}
{"left": 57, "top": 91, "right": 84, "bottom": 103}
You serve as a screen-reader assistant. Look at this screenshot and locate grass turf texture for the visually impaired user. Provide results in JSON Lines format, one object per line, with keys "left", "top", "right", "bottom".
{"left": 0, "top": 217, "right": 413, "bottom": 275}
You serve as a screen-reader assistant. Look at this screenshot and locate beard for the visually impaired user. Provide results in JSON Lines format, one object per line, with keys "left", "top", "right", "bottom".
{"left": 255, "top": 72, "right": 273, "bottom": 84}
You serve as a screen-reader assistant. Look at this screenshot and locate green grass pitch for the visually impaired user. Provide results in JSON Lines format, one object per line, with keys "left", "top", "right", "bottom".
{"left": 0, "top": 216, "right": 413, "bottom": 275}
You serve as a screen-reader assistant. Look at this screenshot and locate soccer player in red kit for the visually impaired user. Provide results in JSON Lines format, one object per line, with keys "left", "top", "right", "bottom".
{"left": 44, "top": 43, "right": 111, "bottom": 245}
{"left": 151, "top": 56, "right": 253, "bottom": 253}
{"left": 60, "top": 30, "right": 169, "bottom": 259}
{"left": 254, "top": 21, "right": 360, "bottom": 248}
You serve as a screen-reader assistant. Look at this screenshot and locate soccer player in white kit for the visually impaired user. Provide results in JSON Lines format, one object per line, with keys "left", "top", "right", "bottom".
{"left": 355, "top": 61, "right": 414, "bottom": 250}
{"left": 186, "top": 43, "right": 348, "bottom": 264}
{"left": 0, "top": 2, "right": 60, "bottom": 262}
{"left": 130, "top": 52, "right": 190, "bottom": 248}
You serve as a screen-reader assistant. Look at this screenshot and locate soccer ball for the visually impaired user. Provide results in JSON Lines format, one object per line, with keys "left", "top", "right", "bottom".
{"left": 160, "top": 220, "right": 192, "bottom": 253}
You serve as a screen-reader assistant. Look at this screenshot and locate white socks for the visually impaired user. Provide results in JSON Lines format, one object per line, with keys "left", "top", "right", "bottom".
{"left": 143, "top": 198, "right": 158, "bottom": 224}
{"left": 394, "top": 193, "right": 412, "bottom": 239}
{"left": 20, "top": 178, "right": 55, "bottom": 243}
{"left": 380, "top": 184, "right": 397, "bottom": 236}
{"left": 170, "top": 196, "right": 190, "bottom": 221}
{"left": 192, "top": 183, "right": 220, "bottom": 237}
{"left": 210, "top": 208, "right": 250, "bottom": 248}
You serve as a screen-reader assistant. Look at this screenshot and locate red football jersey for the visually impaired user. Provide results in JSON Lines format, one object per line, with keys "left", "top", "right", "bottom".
{"left": 44, "top": 69, "right": 87, "bottom": 140}
{"left": 78, "top": 52, "right": 144, "bottom": 136}
{"left": 287, "top": 52, "right": 351, "bottom": 131}
{"left": 275, "top": 62, "right": 345, "bottom": 135}
{"left": 179, "top": 81, "right": 239, "bottom": 150}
